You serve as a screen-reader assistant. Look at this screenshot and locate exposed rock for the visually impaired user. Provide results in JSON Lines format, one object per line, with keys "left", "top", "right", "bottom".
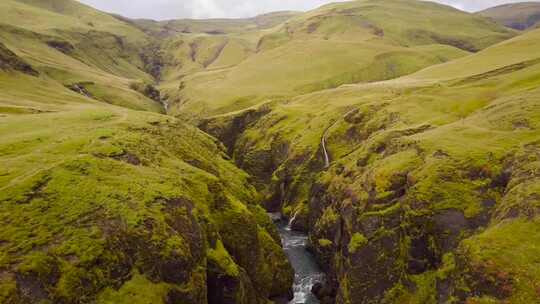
{"left": 46, "top": 40, "right": 75, "bottom": 54}
{"left": 0, "top": 42, "right": 39, "bottom": 76}
{"left": 200, "top": 106, "right": 272, "bottom": 155}
{"left": 65, "top": 81, "right": 94, "bottom": 97}
{"left": 129, "top": 81, "right": 161, "bottom": 102}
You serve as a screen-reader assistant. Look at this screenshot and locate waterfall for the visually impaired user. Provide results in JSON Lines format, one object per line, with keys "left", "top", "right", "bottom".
{"left": 288, "top": 209, "right": 300, "bottom": 227}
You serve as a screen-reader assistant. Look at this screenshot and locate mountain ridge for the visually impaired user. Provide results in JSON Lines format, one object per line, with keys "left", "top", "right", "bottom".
{"left": 479, "top": 1, "right": 540, "bottom": 30}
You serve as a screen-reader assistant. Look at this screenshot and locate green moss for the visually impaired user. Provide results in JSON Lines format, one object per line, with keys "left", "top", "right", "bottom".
{"left": 363, "top": 203, "right": 402, "bottom": 218}
{"left": 97, "top": 273, "right": 169, "bottom": 304}
{"left": 207, "top": 240, "right": 240, "bottom": 277}
{"left": 56, "top": 264, "right": 90, "bottom": 302}
{"left": 17, "top": 251, "right": 57, "bottom": 277}
{"left": 0, "top": 277, "right": 17, "bottom": 303}
{"left": 383, "top": 272, "right": 437, "bottom": 304}
{"left": 318, "top": 238, "right": 333, "bottom": 247}
{"left": 321, "top": 207, "right": 338, "bottom": 226}
{"left": 348, "top": 233, "right": 368, "bottom": 254}
{"left": 437, "top": 253, "right": 456, "bottom": 281}
{"left": 460, "top": 219, "right": 540, "bottom": 303}
{"left": 0, "top": 106, "right": 262, "bottom": 302}
{"left": 282, "top": 205, "right": 293, "bottom": 217}
{"left": 463, "top": 296, "right": 500, "bottom": 304}
{"left": 255, "top": 228, "right": 294, "bottom": 296}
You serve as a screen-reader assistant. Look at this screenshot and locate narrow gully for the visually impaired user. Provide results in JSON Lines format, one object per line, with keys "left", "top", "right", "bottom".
{"left": 271, "top": 214, "right": 325, "bottom": 304}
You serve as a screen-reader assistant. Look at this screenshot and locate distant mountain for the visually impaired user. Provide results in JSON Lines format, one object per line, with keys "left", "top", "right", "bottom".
{"left": 479, "top": 2, "right": 540, "bottom": 30}
{"left": 114, "top": 11, "right": 301, "bottom": 38}
{"left": 164, "top": 0, "right": 516, "bottom": 116}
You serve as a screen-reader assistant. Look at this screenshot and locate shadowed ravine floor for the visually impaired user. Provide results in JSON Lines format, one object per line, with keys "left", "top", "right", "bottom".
{"left": 274, "top": 216, "right": 325, "bottom": 304}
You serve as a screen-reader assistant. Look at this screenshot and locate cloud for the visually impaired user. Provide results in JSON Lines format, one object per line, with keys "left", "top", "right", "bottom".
{"left": 76, "top": 0, "right": 540, "bottom": 20}
{"left": 435, "top": 0, "right": 537, "bottom": 12}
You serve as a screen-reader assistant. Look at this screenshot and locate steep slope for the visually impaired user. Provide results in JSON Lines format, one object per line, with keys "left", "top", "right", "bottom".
{"left": 166, "top": 0, "right": 515, "bottom": 116}
{"left": 404, "top": 25, "right": 540, "bottom": 81}
{"left": 479, "top": 2, "right": 540, "bottom": 30}
{"left": 0, "top": 1, "right": 295, "bottom": 303}
{"left": 0, "top": 0, "right": 164, "bottom": 112}
{"left": 0, "top": 81, "right": 294, "bottom": 304}
{"left": 202, "top": 27, "right": 540, "bottom": 303}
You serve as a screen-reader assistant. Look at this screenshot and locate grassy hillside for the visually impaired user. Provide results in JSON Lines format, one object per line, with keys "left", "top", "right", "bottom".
{"left": 479, "top": 2, "right": 540, "bottom": 30}
{"left": 1, "top": 0, "right": 538, "bottom": 303}
{"left": 403, "top": 26, "right": 540, "bottom": 81}
{"left": 0, "top": 80, "right": 294, "bottom": 302}
{"left": 0, "top": 0, "right": 165, "bottom": 112}
{"left": 0, "top": 1, "right": 295, "bottom": 303}
{"left": 165, "top": 0, "right": 515, "bottom": 116}
{"left": 203, "top": 27, "right": 540, "bottom": 303}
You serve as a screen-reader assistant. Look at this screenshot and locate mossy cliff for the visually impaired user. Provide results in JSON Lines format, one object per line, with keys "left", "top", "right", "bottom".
{"left": 202, "top": 28, "right": 540, "bottom": 303}
{"left": 0, "top": 1, "right": 296, "bottom": 301}
{"left": 0, "top": 108, "right": 293, "bottom": 303}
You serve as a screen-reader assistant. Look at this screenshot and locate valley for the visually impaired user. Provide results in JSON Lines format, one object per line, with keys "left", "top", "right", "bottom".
{"left": 1, "top": 0, "right": 540, "bottom": 303}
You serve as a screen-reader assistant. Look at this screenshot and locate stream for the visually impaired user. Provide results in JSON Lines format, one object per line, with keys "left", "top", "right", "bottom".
{"left": 273, "top": 215, "right": 325, "bottom": 304}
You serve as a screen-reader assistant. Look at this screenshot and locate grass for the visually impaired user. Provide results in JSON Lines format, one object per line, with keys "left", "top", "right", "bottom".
{"left": 161, "top": 0, "right": 514, "bottom": 116}
{"left": 0, "top": 2, "right": 296, "bottom": 301}
{"left": 460, "top": 219, "right": 540, "bottom": 303}
{"left": 96, "top": 273, "right": 170, "bottom": 304}
{"left": 0, "top": 89, "right": 293, "bottom": 302}
{"left": 478, "top": 2, "right": 540, "bottom": 30}
{"left": 348, "top": 233, "right": 368, "bottom": 254}
{"left": 0, "top": 0, "right": 146, "bottom": 40}
{"left": 0, "top": 0, "right": 539, "bottom": 303}
{"left": 211, "top": 24, "right": 540, "bottom": 303}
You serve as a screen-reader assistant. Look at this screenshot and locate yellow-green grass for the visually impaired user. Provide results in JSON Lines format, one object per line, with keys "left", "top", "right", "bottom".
{"left": 0, "top": 2, "right": 294, "bottom": 294}
{"left": 234, "top": 27, "right": 540, "bottom": 178}
{"left": 0, "top": 0, "right": 170, "bottom": 115}
{"left": 170, "top": 39, "right": 472, "bottom": 116}
{"left": 0, "top": 73, "right": 285, "bottom": 302}
{"left": 96, "top": 273, "right": 170, "bottom": 304}
{"left": 0, "top": 23, "right": 161, "bottom": 112}
{"left": 460, "top": 219, "right": 540, "bottom": 303}
{"left": 405, "top": 27, "right": 540, "bottom": 82}
{"left": 288, "top": 0, "right": 514, "bottom": 49}
{"left": 133, "top": 11, "right": 299, "bottom": 37}
{"left": 166, "top": 0, "right": 515, "bottom": 116}
{"left": 214, "top": 23, "right": 540, "bottom": 301}
{"left": 1, "top": 0, "right": 146, "bottom": 42}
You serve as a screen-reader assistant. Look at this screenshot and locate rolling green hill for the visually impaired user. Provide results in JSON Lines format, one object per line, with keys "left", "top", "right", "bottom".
{"left": 163, "top": 0, "right": 515, "bottom": 116}
{"left": 479, "top": 2, "right": 540, "bottom": 30}
{"left": 1, "top": 0, "right": 540, "bottom": 303}
{"left": 0, "top": 0, "right": 164, "bottom": 112}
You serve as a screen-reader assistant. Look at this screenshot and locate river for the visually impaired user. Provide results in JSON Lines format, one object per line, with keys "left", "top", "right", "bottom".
{"left": 273, "top": 216, "right": 325, "bottom": 304}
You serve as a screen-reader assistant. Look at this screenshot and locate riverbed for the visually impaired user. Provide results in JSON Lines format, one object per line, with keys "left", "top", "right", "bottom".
{"left": 275, "top": 218, "right": 325, "bottom": 304}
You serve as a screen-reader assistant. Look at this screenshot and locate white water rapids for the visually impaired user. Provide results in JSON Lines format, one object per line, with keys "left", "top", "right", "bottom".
{"left": 273, "top": 214, "right": 325, "bottom": 304}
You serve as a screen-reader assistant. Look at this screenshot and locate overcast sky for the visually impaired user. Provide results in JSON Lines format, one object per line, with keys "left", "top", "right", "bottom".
{"left": 76, "top": 0, "right": 539, "bottom": 20}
